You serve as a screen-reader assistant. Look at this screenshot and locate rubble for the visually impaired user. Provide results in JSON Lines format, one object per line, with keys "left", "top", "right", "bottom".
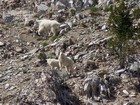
{"left": 0, "top": 0, "right": 140, "bottom": 105}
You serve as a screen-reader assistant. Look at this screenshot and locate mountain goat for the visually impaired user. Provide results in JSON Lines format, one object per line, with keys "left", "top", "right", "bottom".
{"left": 36, "top": 19, "right": 60, "bottom": 36}
{"left": 47, "top": 59, "right": 60, "bottom": 70}
{"left": 58, "top": 52, "right": 74, "bottom": 74}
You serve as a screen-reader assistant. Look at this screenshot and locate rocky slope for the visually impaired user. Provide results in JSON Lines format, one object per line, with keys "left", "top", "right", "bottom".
{"left": 0, "top": 0, "right": 140, "bottom": 105}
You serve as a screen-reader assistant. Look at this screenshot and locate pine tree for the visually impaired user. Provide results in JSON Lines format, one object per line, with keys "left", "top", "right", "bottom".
{"left": 108, "top": 0, "right": 140, "bottom": 68}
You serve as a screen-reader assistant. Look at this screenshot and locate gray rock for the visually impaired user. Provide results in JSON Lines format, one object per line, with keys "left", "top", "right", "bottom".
{"left": 58, "top": 9, "right": 65, "bottom": 13}
{"left": 75, "top": 13, "right": 83, "bottom": 20}
{"left": 106, "top": 74, "right": 121, "bottom": 85}
{"left": 74, "top": 54, "right": 80, "bottom": 60}
{"left": 115, "top": 69, "right": 126, "bottom": 75}
{"left": 83, "top": 74, "right": 100, "bottom": 98}
{"left": 75, "top": 0, "right": 83, "bottom": 11}
{"left": 83, "top": 0, "right": 90, "bottom": 9}
{"left": 56, "top": 1, "right": 66, "bottom": 10}
{"left": 59, "top": 29, "right": 66, "bottom": 35}
{"left": 74, "top": 84, "right": 83, "bottom": 95}
{"left": 37, "top": 3, "right": 48, "bottom": 13}
{"left": 0, "top": 41, "right": 5, "bottom": 47}
{"left": 59, "top": 0, "right": 67, "bottom": 5}
{"left": 60, "top": 23, "right": 70, "bottom": 29}
{"left": 130, "top": 61, "right": 140, "bottom": 71}
{"left": 68, "top": 0, "right": 74, "bottom": 8}
{"left": 9, "top": 86, "right": 15, "bottom": 90}
{"left": 5, "top": 83, "right": 10, "bottom": 89}
{"left": 41, "top": 72, "right": 46, "bottom": 82}
{"left": 120, "top": 73, "right": 129, "bottom": 79}
{"left": 122, "top": 90, "right": 129, "bottom": 97}
{"left": 0, "top": 74, "right": 2, "bottom": 78}
{"left": 20, "top": 55, "right": 29, "bottom": 61}
{"left": 82, "top": 51, "right": 94, "bottom": 63}
{"left": 60, "top": 23, "right": 71, "bottom": 33}
{"left": 84, "top": 60, "right": 98, "bottom": 71}
{"left": 80, "top": 31, "right": 86, "bottom": 35}
{"left": 129, "top": 92, "right": 137, "bottom": 97}
{"left": 99, "top": 79, "right": 110, "bottom": 98}
{"left": 26, "top": 48, "right": 39, "bottom": 55}
{"left": 15, "top": 47, "right": 23, "bottom": 53}
{"left": 89, "top": 0, "right": 97, "bottom": 6}
{"left": 101, "top": 24, "right": 107, "bottom": 30}
{"left": 123, "top": 102, "right": 133, "bottom": 105}
{"left": 72, "top": 18, "right": 77, "bottom": 26}
{"left": 3, "top": 14, "right": 14, "bottom": 22}
{"left": 74, "top": 52, "right": 86, "bottom": 60}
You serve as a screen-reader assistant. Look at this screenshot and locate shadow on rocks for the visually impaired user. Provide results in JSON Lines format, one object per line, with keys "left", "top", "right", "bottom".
{"left": 49, "top": 70, "right": 82, "bottom": 105}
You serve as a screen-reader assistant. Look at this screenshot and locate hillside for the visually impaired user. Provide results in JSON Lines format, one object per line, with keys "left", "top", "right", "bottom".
{"left": 0, "top": 0, "right": 140, "bottom": 105}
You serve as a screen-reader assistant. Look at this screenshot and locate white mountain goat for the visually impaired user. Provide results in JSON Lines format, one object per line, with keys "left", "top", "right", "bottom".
{"left": 58, "top": 52, "right": 74, "bottom": 74}
{"left": 36, "top": 19, "right": 60, "bottom": 36}
{"left": 47, "top": 59, "right": 60, "bottom": 70}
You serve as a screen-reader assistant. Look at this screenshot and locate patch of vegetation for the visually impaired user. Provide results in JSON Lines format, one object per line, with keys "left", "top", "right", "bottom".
{"left": 38, "top": 52, "right": 47, "bottom": 62}
{"left": 22, "top": 69, "right": 28, "bottom": 74}
{"left": 50, "top": 35, "right": 59, "bottom": 42}
{"left": 104, "top": 5, "right": 111, "bottom": 12}
{"left": 133, "top": 7, "right": 140, "bottom": 20}
{"left": 33, "top": 13, "right": 40, "bottom": 18}
{"left": 108, "top": 0, "right": 140, "bottom": 68}
{"left": 69, "top": 8, "right": 76, "bottom": 16}
{"left": 98, "top": 70, "right": 108, "bottom": 78}
{"left": 40, "top": 40, "right": 49, "bottom": 47}
{"left": 80, "top": 22, "right": 88, "bottom": 28}
{"left": 89, "top": 6, "right": 101, "bottom": 17}
{"left": 90, "top": 6, "right": 99, "bottom": 13}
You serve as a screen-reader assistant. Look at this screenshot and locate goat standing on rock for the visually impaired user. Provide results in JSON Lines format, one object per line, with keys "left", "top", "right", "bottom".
{"left": 58, "top": 52, "right": 74, "bottom": 74}
{"left": 47, "top": 59, "right": 60, "bottom": 70}
{"left": 35, "top": 19, "right": 60, "bottom": 36}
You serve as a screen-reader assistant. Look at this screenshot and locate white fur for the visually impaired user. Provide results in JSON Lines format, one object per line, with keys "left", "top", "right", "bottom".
{"left": 58, "top": 52, "right": 74, "bottom": 74}
{"left": 36, "top": 19, "right": 60, "bottom": 36}
{"left": 47, "top": 59, "right": 60, "bottom": 69}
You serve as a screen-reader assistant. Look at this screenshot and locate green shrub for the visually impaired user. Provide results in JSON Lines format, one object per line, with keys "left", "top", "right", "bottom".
{"left": 108, "top": 0, "right": 140, "bottom": 68}
{"left": 133, "top": 7, "right": 140, "bottom": 20}
{"left": 90, "top": 6, "right": 99, "bottom": 13}
{"left": 69, "top": 8, "right": 76, "bottom": 16}
{"left": 23, "top": 69, "right": 28, "bottom": 74}
{"left": 40, "top": 40, "right": 48, "bottom": 47}
{"left": 50, "top": 35, "right": 59, "bottom": 42}
{"left": 104, "top": 5, "right": 111, "bottom": 12}
{"left": 38, "top": 52, "right": 47, "bottom": 62}
{"left": 98, "top": 70, "right": 108, "bottom": 78}
{"left": 89, "top": 6, "right": 101, "bottom": 17}
{"left": 33, "top": 13, "right": 40, "bottom": 18}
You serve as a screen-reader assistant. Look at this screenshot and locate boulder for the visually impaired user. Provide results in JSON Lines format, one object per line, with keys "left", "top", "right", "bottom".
{"left": 75, "top": 0, "right": 83, "bottom": 11}
{"left": 83, "top": 74, "right": 100, "bottom": 98}
{"left": 56, "top": 1, "right": 66, "bottom": 10}
{"left": 130, "top": 62, "right": 140, "bottom": 71}
{"left": 37, "top": 3, "right": 48, "bottom": 13}
{"left": 3, "top": 14, "right": 14, "bottom": 22}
